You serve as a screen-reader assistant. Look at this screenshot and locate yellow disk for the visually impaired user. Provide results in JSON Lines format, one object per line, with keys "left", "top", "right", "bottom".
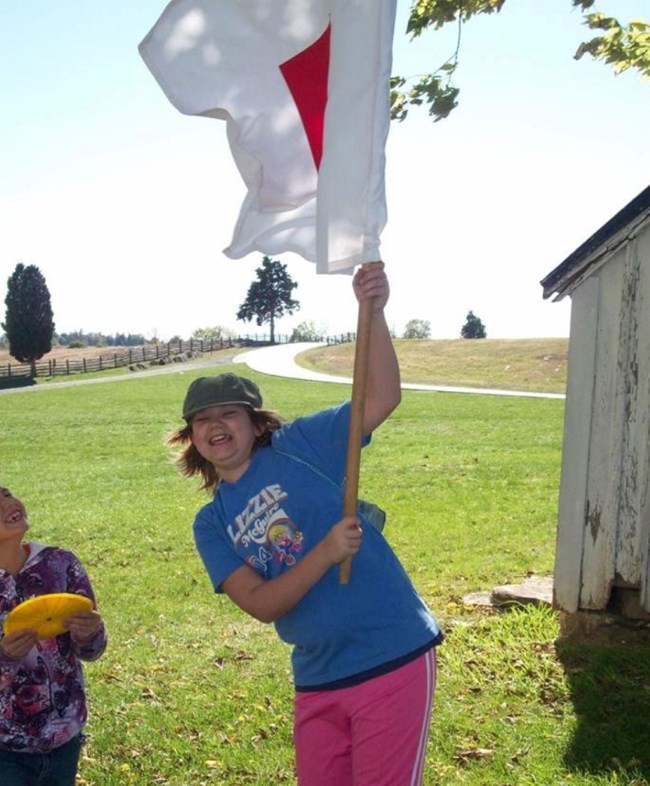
{"left": 3, "top": 593, "right": 93, "bottom": 640}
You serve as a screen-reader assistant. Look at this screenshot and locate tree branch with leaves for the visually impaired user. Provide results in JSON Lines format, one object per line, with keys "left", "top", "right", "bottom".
{"left": 392, "top": 0, "right": 649, "bottom": 122}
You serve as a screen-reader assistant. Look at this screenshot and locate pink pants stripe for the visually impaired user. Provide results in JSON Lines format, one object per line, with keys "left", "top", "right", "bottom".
{"left": 294, "top": 649, "right": 437, "bottom": 786}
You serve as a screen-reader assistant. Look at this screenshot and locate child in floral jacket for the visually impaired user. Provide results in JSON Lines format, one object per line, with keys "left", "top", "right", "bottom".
{"left": 0, "top": 485, "right": 107, "bottom": 786}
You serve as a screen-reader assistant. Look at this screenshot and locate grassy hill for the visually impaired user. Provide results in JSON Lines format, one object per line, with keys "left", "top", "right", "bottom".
{"left": 299, "top": 337, "right": 568, "bottom": 394}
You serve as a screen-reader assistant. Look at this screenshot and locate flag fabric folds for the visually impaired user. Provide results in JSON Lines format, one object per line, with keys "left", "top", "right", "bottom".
{"left": 139, "top": 0, "right": 397, "bottom": 274}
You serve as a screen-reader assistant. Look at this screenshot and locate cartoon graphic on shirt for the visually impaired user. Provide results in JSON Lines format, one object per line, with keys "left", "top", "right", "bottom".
{"left": 268, "top": 516, "right": 303, "bottom": 567}
{"left": 230, "top": 486, "right": 304, "bottom": 573}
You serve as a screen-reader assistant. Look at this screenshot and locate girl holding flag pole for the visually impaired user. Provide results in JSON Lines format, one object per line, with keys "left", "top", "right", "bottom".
{"left": 167, "top": 262, "right": 443, "bottom": 785}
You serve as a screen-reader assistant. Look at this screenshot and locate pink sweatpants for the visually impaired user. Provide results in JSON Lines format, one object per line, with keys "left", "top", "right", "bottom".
{"left": 294, "top": 649, "right": 436, "bottom": 786}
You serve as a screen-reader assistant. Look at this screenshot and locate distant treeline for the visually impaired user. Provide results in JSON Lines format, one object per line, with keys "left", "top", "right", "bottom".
{"left": 56, "top": 331, "right": 148, "bottom": 347}
{"left": 0, "top": 331, "right": 150, "bottom": 350}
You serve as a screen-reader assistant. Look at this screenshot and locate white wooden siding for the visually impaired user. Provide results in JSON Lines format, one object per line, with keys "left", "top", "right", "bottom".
{"left": 615, "top": 239, "right": 649, "bottom": 587}
{"left": 579, "top": 250, "right": 624, "bottom": 609}
{"left": 554, "top": 277, "right": 599, "bottom": 612}
{"left": 554, "top": 223, "right": 650, "bottom": 613}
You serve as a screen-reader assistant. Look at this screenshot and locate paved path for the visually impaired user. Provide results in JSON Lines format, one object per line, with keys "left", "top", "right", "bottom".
{"left": 1, "top": 343, "right": 565, "bottom": 400}
{"left": 234, "top": 343, "right": 566, "bottom": 400}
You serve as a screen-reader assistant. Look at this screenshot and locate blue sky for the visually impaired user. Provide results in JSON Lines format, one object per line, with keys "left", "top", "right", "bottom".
{"left": 1, "top": 0, "right": 648, "bottom": 340}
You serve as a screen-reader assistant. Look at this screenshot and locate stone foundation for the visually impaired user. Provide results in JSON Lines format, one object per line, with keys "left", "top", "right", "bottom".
{"left": 558, "top": 609, "right": 650, "bottom": 645}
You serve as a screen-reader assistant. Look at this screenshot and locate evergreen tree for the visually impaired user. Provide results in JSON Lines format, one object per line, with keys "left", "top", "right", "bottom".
{"left": 2, "top": 263, "right": 55, "bottom": 376}
{"left": 237, "top": 256, "right": 299, "bottom": 343}
{"left": 461, "top": 310, "right": 487, "bottom": 339}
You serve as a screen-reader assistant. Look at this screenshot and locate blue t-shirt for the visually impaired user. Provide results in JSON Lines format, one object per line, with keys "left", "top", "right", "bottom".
{"left": 193, "top": 402, "right": 443, "bottom": 689}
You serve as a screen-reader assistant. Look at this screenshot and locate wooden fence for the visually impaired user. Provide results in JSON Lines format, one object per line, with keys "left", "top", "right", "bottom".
{"left": 0, "top": 333, "right": 355, "bottom": 381}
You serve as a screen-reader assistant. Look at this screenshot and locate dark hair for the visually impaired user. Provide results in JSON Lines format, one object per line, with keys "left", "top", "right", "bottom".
{"left": 165, "top": 408, "right": 284, "bottom": 494}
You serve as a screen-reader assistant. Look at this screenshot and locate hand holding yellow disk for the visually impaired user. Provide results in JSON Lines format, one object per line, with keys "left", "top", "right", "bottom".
{"left": 3, "top": 593, "right": 93, "bottom": 640}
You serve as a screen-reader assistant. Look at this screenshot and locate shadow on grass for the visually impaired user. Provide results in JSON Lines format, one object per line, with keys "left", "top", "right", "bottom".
{"left": 0, "top": 376, "right": 35, "bottom": 390}
{"left": 557, "top": 638, "right": 650, "bottom": 780}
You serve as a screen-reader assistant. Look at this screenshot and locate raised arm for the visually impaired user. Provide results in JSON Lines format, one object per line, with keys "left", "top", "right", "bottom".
{"left": 352, "top": 261, "right": 401, "bottom": 435}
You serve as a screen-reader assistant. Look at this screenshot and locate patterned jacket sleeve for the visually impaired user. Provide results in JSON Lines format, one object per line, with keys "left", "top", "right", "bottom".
{"left": 0, "top": 653, "right": 24, "bottom": 690}
{"left": 0, "top": 573, "right": 27, "bottom": 686}
{"left": 65, "top": 552, "right": 108, "bottom": 661}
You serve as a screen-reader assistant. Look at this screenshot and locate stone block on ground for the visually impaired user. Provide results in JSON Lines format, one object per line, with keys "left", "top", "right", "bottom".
{"left": 490, "top": 575, "right": 554, "bottom": 608}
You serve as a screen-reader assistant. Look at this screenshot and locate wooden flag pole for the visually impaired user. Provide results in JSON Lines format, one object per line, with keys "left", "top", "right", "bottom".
{"left": 339, "top": 295, "right": 374, "bottom": 585}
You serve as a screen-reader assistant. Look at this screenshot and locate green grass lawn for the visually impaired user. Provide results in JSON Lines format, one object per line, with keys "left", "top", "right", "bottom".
{"left": 1, "top": 350, "right": 648, "bottom": 785}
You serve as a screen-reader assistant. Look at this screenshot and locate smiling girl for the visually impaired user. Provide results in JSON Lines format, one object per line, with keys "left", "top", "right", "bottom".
{"left": 0, "top": 486, "right": 107, "bottom": 786}
{"left": 167, "top": 263, "right": 443, "bottom": 786}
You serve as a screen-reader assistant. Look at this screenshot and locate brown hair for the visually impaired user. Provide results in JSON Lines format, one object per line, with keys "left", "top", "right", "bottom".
{"left": 165, "top": 408, "right": 284, "bottom": 494}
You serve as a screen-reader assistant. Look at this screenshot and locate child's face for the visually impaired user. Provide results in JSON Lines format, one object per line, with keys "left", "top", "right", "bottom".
{"left": 190, "top": 404, "right": 263, "bottom": 483}
{"left": 0, "top": 487, "right": 29, "bottom": 541}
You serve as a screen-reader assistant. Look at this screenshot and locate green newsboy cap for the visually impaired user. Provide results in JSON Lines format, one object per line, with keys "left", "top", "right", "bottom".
{"left": 182, "top": 373, "right": 263, "bottom": 421}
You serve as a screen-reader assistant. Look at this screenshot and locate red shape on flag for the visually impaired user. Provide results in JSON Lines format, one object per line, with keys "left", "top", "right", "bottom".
{"left": 279, "top": 24, "right": 330, "bottom": 171}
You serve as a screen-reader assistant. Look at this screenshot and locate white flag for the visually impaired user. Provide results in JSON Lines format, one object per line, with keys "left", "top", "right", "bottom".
{"left": 139, "top": 0, "right": 397, "bottom": 274}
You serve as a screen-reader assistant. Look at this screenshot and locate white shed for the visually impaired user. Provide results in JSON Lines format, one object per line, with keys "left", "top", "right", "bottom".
{"left": 541, "top": 185, "right": 650, "bottom": 623}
